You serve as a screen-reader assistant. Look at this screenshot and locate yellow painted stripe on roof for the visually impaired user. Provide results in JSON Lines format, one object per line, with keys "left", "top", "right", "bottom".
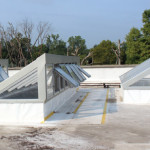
{"left": 101, "top": 89, "right": 109, "bottom": 124}
{"left": 73, "top": 92, "right": 89, "bottom": 114}
{"left": 76, "top": 87, "right": 79, "bottom": 92}
{"left": 41, "top": 111, "right": 54, "bottom": 124}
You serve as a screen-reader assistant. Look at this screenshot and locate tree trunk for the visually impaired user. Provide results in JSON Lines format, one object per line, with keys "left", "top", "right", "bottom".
{"left": 67, "top": 47, "right": 69, "bottom": 56}
{"left": 112, "top": 39, "right": 121, "bottom": 65}
{"left": 81, "top": 52, "right": 93, "bottom": 65}
{"left": 118, "top": 39, "right": 121, "bottom": 65}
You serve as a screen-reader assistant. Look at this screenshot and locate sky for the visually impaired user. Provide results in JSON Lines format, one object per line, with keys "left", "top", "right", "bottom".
{"left": 0, "top": 0, "right": 150, "bottom": 48}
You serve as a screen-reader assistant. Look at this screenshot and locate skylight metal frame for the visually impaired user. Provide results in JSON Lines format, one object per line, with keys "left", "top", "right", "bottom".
{"left": 76, "top": 65, "right": 91, "bottom": 78}
{"left": 0, "top": 54, "right": 81, "bottom": 103}
{"left": 120, "top": 58, "right": 150, "bottom": 90}
{"left": 0, "top": 54, "right": 91, "bottom": 103}
{"left": 54, "top": 67, "right": 79, "bottom": 87}
{"left": 72, "top": 64, "right": 86, "bottom": 80}
{"left": 65, "top": 64, "right": 79, "bottom": 82}
{"left": 69, "top": 64, "right": 84, "bottom": 82}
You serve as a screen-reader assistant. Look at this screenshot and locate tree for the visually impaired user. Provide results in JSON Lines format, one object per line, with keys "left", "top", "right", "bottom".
{"left": 141, "top": 9, "right": 150, "bottom": 36}
{"left": 125, "top": 27, "right": 142, "bottom": 64}
{"left": 112, "top": 40, "right": 127, "bottom": 65}
{"left": 92, "top": 40, "right": 116, "bottom": 64}
{"left": 67, "top": 36, "right": 86, "bottom": 56}
{"left": 140, "top": 9, "right": 150, "bottom": 62}
{"left": 120, "top": 42, "right": 127, "bottom": 64}
{"left": 81, "top": 50, "right": 93, "bottom": 65}
{"left": 67, "top": 36, "right": 89, "bottom": 64}
{"left": 20, "top": 19, "right": 34, "bottom": 61}
{"left": 46, "top": 34, "right": 67, "bottom": 55}
{"left": 20, "top": 20, "right": 51, "bottom": 58}
{"left": 0, "top": 20, "right": 51, "bottom": 66}
{"left": 0, "top": 23, "right": 27, "bottom": 66}
{"left": 112, "top": 40, "right": 121, "bottom": 65}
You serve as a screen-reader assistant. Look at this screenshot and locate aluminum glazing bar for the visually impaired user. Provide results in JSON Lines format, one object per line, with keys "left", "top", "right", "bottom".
{"left": 69, "top": 65, "right": 84, "bottom": 82}
{"left": 72, "top": 64, "right": 86, "bottom": 80}
{"left": 76, "top": 65, "right": 91, "bottom": 78}
{"left": 55, "top": 67, "right": 79, "bottom": 87}
{"left": 65, "top": 64, "right": 80, "bottom": 82}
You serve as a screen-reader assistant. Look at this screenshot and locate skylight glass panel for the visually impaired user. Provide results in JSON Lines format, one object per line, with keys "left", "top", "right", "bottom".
{"left": 0, "top": 66, "right": 8, "bottom": 80}
{"left": 76, "top": 65, "right": 91, "bottom": 78}
{"left": 72, "top": 64, "right": 86, "bottom": 80}
{"left": 0, "top": 75, "right": 3, "bottom": 82}
{"left": 65, "top": 64, "right": 80, "bottom": 82}
{"left": 69, "top": 65, "right": 84, "bottom": 82}
{"left": 55, "top": 67, "right": 79, "bottom": 87}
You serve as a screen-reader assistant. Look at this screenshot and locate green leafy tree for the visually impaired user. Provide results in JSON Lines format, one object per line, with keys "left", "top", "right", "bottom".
{"left": 67, "top": 36, "right": 86, "bottom": 56}
{"left": 67, "top": 36, "right": 89, "bottom": 64}
{"left": 93, "top": 40, "right": 116, "bottom": 64}
{"left": 80, "top": 49, "right": 93, "bottom": 65}
{"left": 125, "top": 28, "right": 142, "bottom": 64}
{"left": 46, "top": 34, "right": 67, "bottom": 55}
{"left": 120, "top": 42, "right": 127, "bottom": 64}
{"left": 0, "top": 38, "right": 8, "bottom": 59}
{"left": 140, "top": 9, "right": 150, "bottom": 61}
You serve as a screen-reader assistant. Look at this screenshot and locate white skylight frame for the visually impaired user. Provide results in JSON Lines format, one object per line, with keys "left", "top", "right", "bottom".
{"left": 69, "top": 64, "right": 84, "bottom": 82}
{"left": 120, "top": 58, "right": 150, "bottom": 90}
{"left": 0, "top": 54, "right": 91, "bottom": 103}
{"left": 72, "top": 64, "right": 86, "bottom": 80}
{"left": 54, "top": 67, "right": 79, "bottom": 87}
{"left": 65, "top": 64, "right": 80, "bottom": 82}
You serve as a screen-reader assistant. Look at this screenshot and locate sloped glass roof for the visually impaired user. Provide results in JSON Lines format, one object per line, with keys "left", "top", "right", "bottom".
{"left": 0, "top": 54, "right": 91, "bottom": 102}
{"left": 120, "top": 58, "right": 150, "bottom": 89}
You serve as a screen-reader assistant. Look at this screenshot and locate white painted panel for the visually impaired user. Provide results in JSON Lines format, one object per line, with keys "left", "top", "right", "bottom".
{"left": 124, "top": 90, "right": 150, "bottom": 104}
{"left": 82, "top": 68, "right": 132, "bottom": 83}
{"left": 0, "top": 103, "right": 44, "bottom": 123}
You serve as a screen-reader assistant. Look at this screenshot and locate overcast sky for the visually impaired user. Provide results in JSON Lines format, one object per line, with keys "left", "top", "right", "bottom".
{"left": 0, "top": 0, "right": 149, "bottom": 48}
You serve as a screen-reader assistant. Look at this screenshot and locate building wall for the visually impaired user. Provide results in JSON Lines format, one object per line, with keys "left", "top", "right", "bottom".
{"left": 0, "top": 103, "right": 43, "bottom": 123}
{"left": 82, "top": 67, "right": 133, "bottom": 83}
{"left": 8, "top": 66, "right": 133, "bottom": 83}
{"left": 123, "top": 90, "right": 150, "bottom": 104}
